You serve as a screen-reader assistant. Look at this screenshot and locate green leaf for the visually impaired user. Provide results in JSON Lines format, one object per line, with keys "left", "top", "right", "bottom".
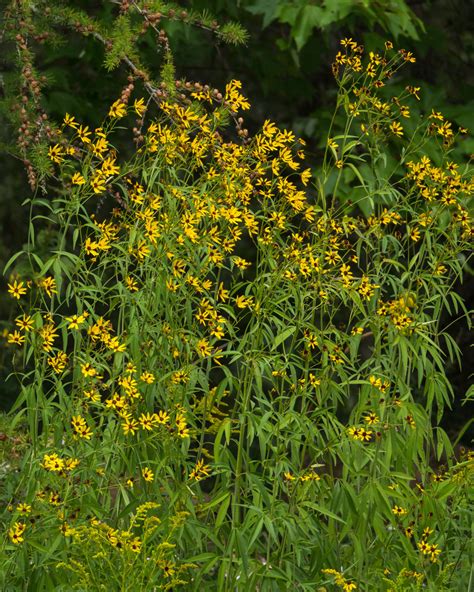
{"left": 215, "top": 492, "right": 231, "bottom": 530}
{"left": 271, "top": 325, "right": 296, "bottom": 350}
{"left": 245, "top": 0, "right": 280, "bottom": 28}
{"left": 292, "top": 6, "right": 324, "bottom": 51}
{"left": 301, "top": 501, "right": 346, "bottom": 523}
{"left": 3, "top": 250, "right": 26, "bottom": 274}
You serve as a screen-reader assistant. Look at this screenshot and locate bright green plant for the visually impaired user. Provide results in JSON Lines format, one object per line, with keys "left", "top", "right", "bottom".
{"left": 1, "top": 40, "right": 473, "bottom": 591}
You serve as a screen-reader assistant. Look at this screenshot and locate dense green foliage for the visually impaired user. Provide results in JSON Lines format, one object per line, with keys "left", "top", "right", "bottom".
{"left": 1, "top": 1, "right": 473, "bottom": 409}
{"left": 0, "top": 2, "right": 473, "bottom": 591}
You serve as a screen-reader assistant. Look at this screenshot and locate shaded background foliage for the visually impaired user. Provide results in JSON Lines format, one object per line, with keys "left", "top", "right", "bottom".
{"left": 0, "top": 0, "right": 472, "bottom": 439}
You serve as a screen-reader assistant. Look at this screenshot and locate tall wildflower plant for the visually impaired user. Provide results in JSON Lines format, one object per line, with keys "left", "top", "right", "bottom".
{"left": 2, "top": 40, "right": 473, "bottom": 591}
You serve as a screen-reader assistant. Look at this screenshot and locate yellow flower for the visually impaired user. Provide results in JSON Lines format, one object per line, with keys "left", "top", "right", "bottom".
{"left": 7, "top": 331, "right": 25, "bottom": 345}
{"left": 100, "top": 155, "right": 120, "bottom": 177}
{"left": 196, "top": 338, "right": 212, "bottom": 357}
{"left": 63, "top": 113, "right": 78, "bottom": 128}
{"left": 122, "top": 417, "right": 139, "bottom": 436}
{"left": 125, "top": 276, "right": 139, "bottom": 292}
{"left": 77, "top": 124, "right": 92, "bottom": 143}
{"left": 108, "top": 99, "right": 127, "bottom": 118}
{"left": 84, "top": 388, "right": 100, "bottom": 402}
{"left": 235, "top": 295, "right": 254, "bottom": 309}
{"left": 189, "top": 459, "right": 211, "bottom": 481}
{"left": 38, "top": 276, "right": 57, "bottom": 297}
{"left": 125, "top": 362, "right": 136, "bottom": 374}
{"left": 262, "top": 119, "right": 278, "bottom": 137}
{"left": 81, "top": 362, "right": 99, "bottom": 377}
{"left": 16, "top": 503, "right": 31, "bottom": 515}
{"left": 175, "top": 412, "right": 190, "bottom": 439}
{"left": 392, "top": 505, "right": 407, "bottom": 516}
{"left": 84, "top": 237, "right": 100, "bottom": 257}
{"left": 71, "top": 415, "right": 93, "bottom": 439}
{"left": 390, "top": 121, "right": 403, "bottom": 137}
{"left": 9, "top": 522, "right": 26, "bottom": 544}
{"left": 65, "top": 313, "right": 88, "bottom": 329}
{"left": 71, "top": 172, "right": 85, "bottom": 185}
{"left": 139, "top": 412, "right": 157, "bottom": 431}
{"left": 140, "top": 372, "right": 155, "bottom": 384}
{"left": 48, "top": 352, "right": 68, "bottom": 374}
{"left": 48, "top": 144, "right": 64, "bottom": 164}
{"left": 90, "top": 172, "right": 106, "bottom": 194}
{"left": 340, "top": 37, "right": 357, "bottom": 49}
{"left": 300, "top": 168, "right": 312, "bottom": 186}
{"left": 92, "top": 136, "right": 108, "bottom": 157}
{"left": 155, "top": 410, "right": 170, "bottom": 425}
{"left": 106, "top": 335, "right": 126, "bottom": 352}
{"left": 8, "top": 279, "right": 27, "bottom": 300}
{"left": 224, "top": 79, "right": 250, "bottom": 111}
{"left": 134, "top": 97, "right": 147, "bottom": 117}
{"left": 159, "top": 560, "right": 176, "bottom": 578}
{"left": 141, "top": 466, "right": 154, "bottom": 482}
{"left": 128, "top": 538, "right": 142, "bottom": 552}
{"left": 364, "top": 412, "right": 379, "bottom": 425}
{"left": 39, "top": 323, "right": 58, "bottom": 352}
{"left": 233, "top": 257, "right": 251, "bottom": 270}
{"left": 15, "top": 314, "right": 34, "bottom": 332}
{"left": 42, "top": 453, "right": 65, "bottom": 472}
{"left": 406, "top": 85, "right": 420, "bottom": 100}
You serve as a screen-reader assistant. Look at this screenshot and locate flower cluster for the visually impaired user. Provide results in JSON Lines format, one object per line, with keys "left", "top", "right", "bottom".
{"left": 3, "top": 40, "right": 472, "bottom": 590}
{"left": 322, "top": 568, "right": 357, "bottom": 591}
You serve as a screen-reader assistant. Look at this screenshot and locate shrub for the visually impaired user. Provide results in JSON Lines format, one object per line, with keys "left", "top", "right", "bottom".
{"left": 2, "top": 40, "right": 473, "bottom": 591}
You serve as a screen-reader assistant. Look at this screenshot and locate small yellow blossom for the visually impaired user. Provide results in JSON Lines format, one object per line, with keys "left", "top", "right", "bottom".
{"left": 7, "top": 331, "right": 25, "bottom": 345}
{"left": 392, "top": 505, "right": 407, "bottom": 516}
{"left": 140, "top": 372, "right": 155, "bottom": 384}
{"left": 390, "top": 121, "right": 403, "bottom": 137}
{"left": 48, "top": 144, "right": 65, "bottom": 164}
{"left": 109, "top": 99, "right": 127, "bottom": 118}
{"left": 15, "top": 314, "right": 34, "bottom": 332}
{"left": 134, "top": 97, "right": 147, "bottom": 117}
{"left": 8, "top": 279, "right": 27, "bottom": 300}
{"left": 141, "top": 466, "right": 154, "bottom": 482}
{"left": 71, "top": 172, "right": 86, "bottom": 185}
